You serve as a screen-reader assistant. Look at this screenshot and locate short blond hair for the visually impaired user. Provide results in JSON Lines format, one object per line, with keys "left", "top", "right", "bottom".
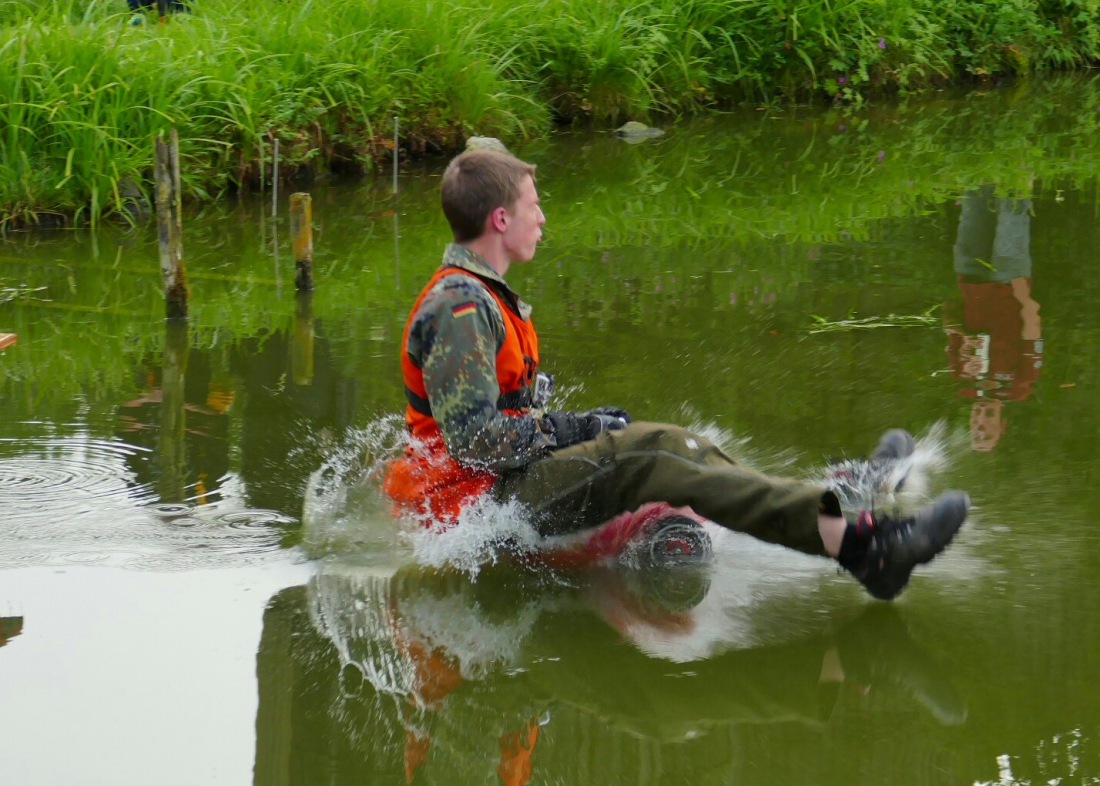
{"left": 441, "top": 150, "right": 537, "bottom": 242}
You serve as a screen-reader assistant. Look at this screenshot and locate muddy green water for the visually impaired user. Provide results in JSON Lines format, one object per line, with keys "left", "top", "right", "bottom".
{"left": 3, "top": 77, "right": 1100, "bottom": 785}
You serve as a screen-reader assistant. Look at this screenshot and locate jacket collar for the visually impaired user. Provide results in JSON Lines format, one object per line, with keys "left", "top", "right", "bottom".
{"left": 442, "top": 243, "right": 532, "bottom": 319}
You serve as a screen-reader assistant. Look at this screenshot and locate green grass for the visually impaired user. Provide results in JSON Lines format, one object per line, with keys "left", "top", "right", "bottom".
{"left": 1, "top": 0, "right": 1099, "bottom": 226}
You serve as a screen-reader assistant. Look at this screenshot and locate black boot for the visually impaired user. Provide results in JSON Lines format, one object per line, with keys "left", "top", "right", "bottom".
{"left": 847, "top": 491, "right": 970, "bottom": 601}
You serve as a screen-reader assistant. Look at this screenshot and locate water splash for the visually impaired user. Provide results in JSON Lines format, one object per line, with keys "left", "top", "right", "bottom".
{"left": 303, "top": 416, "right": 548, "bottom": 576}
{"left": 301, "top": 415, "right": 409, "bottom": 559}
{"left": 809, "top": 421, "right": 957, "bottom": 514}
{"left": 407, "top": 495, "right": 542, "bottom": 576}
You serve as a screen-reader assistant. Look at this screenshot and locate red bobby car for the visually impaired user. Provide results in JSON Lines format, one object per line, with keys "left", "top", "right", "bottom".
{"left": 528, "top": 502, "right": 713, "bottom": 571}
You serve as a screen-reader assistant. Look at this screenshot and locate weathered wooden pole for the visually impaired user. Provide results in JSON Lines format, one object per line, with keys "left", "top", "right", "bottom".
{"left": 393, "top": 116, "right": 399, "bottom": 194}
{"left": 154, "top": 130, "right": 188, "bottom": 319}
{"left": 290, "top": 192, "right": 313, "bottom": 291}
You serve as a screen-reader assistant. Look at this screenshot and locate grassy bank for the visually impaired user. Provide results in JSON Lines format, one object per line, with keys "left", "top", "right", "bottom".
{"left": 2, "top": 0, "right": 1099, "bottom": 227}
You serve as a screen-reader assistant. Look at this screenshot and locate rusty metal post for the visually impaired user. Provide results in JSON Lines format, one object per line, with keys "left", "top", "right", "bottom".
{"left": 290, "top": 192, "right": 313, "bottom": 291}
{"left": 154, "top": 130, "right": 188, "bottom": 319}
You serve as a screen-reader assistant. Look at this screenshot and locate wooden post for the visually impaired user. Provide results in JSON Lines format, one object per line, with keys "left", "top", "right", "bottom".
{"left": 290, "top": 192, "right": 313, "bottom": 291}
{"left": 0, "top": 333, "right": 16, "bottom": 351}
{"left": 154, "top": 130, "right": 188, "bottom": 319}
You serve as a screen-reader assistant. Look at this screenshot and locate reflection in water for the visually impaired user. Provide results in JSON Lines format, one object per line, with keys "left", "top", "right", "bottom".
{"left": 945, "top": 186, "right": 1042, "bottom": 451}
{"left": 0, "top": 313, "right": 363, "bottom": 568}
{"left": 292, "top": 292, "right": 315, "bottom": 387}
{"left": 0, "top": 427, "right": 290, "bottom": 567}
{"left": 0, "top": 616, "right": 23, "bottom": 649}
{"left": 157, "top": 321, "right": 190, "bottom": 502}
{"left": 255, "top": 562, "right": 966, "bottom": 785}
{"left": 118, "top": 322, "right": 232, "bottom": 506}
{"left": 4, "top": 79, "right": 1100, "bottom": 785}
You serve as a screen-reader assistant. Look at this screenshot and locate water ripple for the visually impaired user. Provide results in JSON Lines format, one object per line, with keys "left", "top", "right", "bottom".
{"left": 0, "top": 435, "right": 296, "bottom": 570}
{"left": 0, "top": 438, "right": 158, "bottom": 514}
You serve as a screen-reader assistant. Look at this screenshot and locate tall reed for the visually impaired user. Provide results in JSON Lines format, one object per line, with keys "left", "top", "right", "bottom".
{"left": 1, "top": 0, "right": 1098, "bottom": 226}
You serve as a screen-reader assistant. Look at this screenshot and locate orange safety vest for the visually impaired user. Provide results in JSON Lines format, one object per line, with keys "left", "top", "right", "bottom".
{"left": 383, "top": 266, "right": 539, "bottom": 524}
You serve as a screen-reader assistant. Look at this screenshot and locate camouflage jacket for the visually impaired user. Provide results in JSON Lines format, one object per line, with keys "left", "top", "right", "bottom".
{"left": 405, "top": 244, "right": 552, "bottom": 471}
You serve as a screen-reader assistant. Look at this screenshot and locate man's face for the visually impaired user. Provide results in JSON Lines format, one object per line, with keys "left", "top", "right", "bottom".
{"left": 501, "top": 175, "right": 545, "bottom": 264}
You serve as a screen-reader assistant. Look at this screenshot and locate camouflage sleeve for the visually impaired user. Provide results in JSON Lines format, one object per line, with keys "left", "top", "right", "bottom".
{"left": 409, "top": 276, "right": 551, "bottom": 470}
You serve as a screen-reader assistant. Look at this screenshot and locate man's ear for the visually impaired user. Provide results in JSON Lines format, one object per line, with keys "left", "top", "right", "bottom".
{"left": 488, "top": 205, "right": 508, "bottom": 234}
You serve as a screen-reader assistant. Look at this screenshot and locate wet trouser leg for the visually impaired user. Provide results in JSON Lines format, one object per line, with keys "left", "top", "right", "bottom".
{"left": 490, "top": 422, "right": 832, "bottom": 557}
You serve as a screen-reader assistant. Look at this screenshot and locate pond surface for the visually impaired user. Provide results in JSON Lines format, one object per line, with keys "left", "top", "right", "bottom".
{"left": 3, "top": 76, "right": 1100, "bottom": 785}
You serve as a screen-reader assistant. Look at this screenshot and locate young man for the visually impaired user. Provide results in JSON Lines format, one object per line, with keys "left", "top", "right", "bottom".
{"left": 384, "top": 150, "right": 969, "bottom": 601}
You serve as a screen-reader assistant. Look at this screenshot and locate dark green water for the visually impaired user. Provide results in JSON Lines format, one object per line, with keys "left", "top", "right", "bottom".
{"left": 3, "top": 77, "right": 1100, "bottom": 785}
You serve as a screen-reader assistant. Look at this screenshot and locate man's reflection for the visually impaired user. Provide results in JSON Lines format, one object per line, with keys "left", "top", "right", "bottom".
{"left": 255, "top": 563, "right": 965, "bottom": 785}
{"left": 945, "top": 185, "right": 1042, "bottom": 451}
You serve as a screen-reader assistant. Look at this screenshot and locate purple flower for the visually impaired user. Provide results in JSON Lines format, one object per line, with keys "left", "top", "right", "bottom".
{"left": 877, "top": 150, "right": 886, "bottom": 162}
{"left": 838, "top": 124, "right": 847, "bottom": 131}
{"left": 839, "top": 76, "right": 847, "bottom": 84}
{"left": 879, "top": 38, "right": 886, "bottom": 49}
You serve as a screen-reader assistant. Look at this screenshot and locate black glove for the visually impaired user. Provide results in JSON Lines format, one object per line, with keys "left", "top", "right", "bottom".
{"left": 544, "top": 409, "right": 627, "bottom": 450}
{"left": 587, "top": 406, "right": 632, "bottom": 425}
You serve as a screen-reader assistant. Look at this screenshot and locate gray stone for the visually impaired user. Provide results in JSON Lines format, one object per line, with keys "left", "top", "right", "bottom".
{"left": 465, "top": 136, "right": 510, "bottom": 153}
{"left": 614, "top": 121, "right": 665, "bottom": 142}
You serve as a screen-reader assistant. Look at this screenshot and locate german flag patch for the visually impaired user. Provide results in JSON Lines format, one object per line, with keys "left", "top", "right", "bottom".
{"left": 452, "top": 302, "right": 477, "bottom": 319}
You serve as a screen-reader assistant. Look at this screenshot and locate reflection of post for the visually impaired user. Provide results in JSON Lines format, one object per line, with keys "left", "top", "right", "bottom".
{"left": 291, "top": 292, "right": 315, "bottom": 387}
{"left": 393, "top": 197, "right": 400, "bottom": 289}
{"left": 0, "top": 615, "right": 23, "bottom": 648}
{"left": 154, "top": 130, "right": 189, "bottom": 319}
{"left": 157, "top": 321, "right": 189, "bottom": 502}
{"left": 272, "top": 220, "right": 282, "bottom": 299}
{"left": 290, "top": 193, "right": 314, "bottom": 292}
{"left": 271, "top": 137, "right": 280, "bottom": 218}
{"left": 254, "top": 587, "right": 304, "bottom": 786}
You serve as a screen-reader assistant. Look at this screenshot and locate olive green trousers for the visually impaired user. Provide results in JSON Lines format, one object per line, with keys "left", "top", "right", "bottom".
{"left": 491, "top": 422, "right": 833, "bottom": 557}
